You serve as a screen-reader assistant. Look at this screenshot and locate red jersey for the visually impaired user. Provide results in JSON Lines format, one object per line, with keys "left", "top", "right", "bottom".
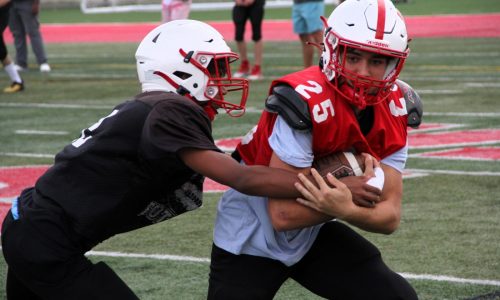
{"left": 237, "top": 67, "right": 409, "bottom": 166}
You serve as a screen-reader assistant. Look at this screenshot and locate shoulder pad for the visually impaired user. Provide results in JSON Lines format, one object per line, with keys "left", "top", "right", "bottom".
{"left": 396, "top": 80, "right": 423, "bottom": 128}
{"left": 265, "top": 85, "right": 312, "bottom": 131}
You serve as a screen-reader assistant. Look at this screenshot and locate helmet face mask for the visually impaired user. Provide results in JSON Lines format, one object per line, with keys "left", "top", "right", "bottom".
{"left": 135, "top": 20, "right": 249, "bottom": 119}
{"left": 321, "top": 0, "right": 410, "bottom": 109}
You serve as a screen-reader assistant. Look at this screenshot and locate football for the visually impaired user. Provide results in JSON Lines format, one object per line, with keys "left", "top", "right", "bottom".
{"left": 312, "top": 151, "right": 365, "bottom": 179}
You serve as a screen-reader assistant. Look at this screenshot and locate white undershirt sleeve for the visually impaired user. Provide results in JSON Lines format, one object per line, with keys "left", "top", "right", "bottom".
{"left": 268, "top": 116, "right": 313, "bottom": 168}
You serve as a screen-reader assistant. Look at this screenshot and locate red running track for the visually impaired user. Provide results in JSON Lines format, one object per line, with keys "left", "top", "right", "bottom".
{"left": 4, "top": 13, "right": 500, "bottom": 44}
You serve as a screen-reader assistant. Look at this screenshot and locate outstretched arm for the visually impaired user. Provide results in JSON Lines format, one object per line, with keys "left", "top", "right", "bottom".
{"left": 179, "top": 148, "right": 302, "bottom": 199}
{"left": 0, "top": 0, "right": 10, "bottom": 8}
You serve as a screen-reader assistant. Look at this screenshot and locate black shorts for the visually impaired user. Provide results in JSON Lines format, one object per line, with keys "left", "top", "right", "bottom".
{"left": 1, "top": 188, "right": 138, "bottom": 300}
{"left": 208, "top": 221, "right": 418, "bottom": 300}
{"left": 232, "top": 0, "right": 265, "bottom": 42}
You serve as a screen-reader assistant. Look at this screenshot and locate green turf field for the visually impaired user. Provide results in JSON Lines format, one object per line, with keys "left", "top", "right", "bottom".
{"left": 1, "top": 36, "right": 499, "bottom": 299}
{"left": 1, "top": 2, "right": 500, "bottom": 299}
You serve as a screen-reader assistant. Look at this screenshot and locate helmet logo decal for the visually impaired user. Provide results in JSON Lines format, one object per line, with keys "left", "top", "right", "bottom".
{"left": 152, "top": 33, "right": 160, "bottom": 43}
{"left": 375, "top": 0, "right": 387, "bottom": 40}
{"left": 205, "top": 39, "right": 214, "bottom": 43}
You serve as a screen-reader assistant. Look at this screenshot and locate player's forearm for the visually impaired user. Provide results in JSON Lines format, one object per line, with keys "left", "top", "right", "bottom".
{"left": 232, "top": 165, "right": 302, "bottom": 198}
{"left": 268, "top": 199, "right": 332, "bottom": 231}
{"left": 341, "top": 200, "right": 401, "bottom": 234}
{"left": 0, "top": 0, "right": 10, "bottom": 8}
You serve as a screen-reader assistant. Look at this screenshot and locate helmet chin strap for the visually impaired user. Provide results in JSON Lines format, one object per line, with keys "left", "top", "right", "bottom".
{"left": 154, "top": 69, "right": 217, "bottom": 120}
{"left": 203, "top": 104, "right": 218, "bottom": 121}
{"left": 338, "top": 82, "right": 367, "bottom": 110}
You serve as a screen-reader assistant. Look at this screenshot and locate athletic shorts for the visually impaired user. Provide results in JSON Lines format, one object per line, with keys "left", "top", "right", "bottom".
{"left": 292, "top": 1, "right": 324, "bottom": 35}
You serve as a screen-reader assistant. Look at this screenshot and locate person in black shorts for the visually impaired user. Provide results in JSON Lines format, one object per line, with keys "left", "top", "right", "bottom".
{"left": 1, "top": 0, "right": 24, "bottom": 93}
{"left": 232, "top": 0, "right": 265, "bottom": 80}
{"left": 1, "top": 20, "right": 352, "bottom": 299}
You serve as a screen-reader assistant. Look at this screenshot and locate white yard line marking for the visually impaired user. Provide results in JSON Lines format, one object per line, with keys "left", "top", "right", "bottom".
{"left": 399, "top": 273, "right": 500, "bottom": 287}
{"left": 15, "top": 130, "right": 68, "bottom": 135}
{"left": 0, "top": 152, "right": 54, "bottom": 158}
{"left": 0, "top": 246, "right": 500, "bottom": 286}
{"left": 0, "top": 102, "right": 111, "bottom": 110}
{"left": 2, "top": 101, "right": 499, "bottom": 117}
{"left": 84, "top": 251, "right": 499, "bottom": 287}
{"left": 425, "top": 112, "right": 500, "bottom": 117}
{"left": 417, "top": 90, "right": 462, "bottom": 94}
{"left": 86, "top": 250, "right": 210, "bottom": 263}
{"left": 406, "top": 168, "right": 500, "bottom": 176}
{"left": 1, "top": 246, "right": 497, "bottom": 286}
{"left": 465, "top": 82, "right": 500, "bottom": 88}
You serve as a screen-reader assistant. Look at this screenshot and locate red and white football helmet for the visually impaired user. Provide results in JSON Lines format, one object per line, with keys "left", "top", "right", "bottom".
{"left": 135, "top": 20, "right": 249, "bottom": 118}
{"left": 321, "top": 0, "right": 410, "bottom": 109}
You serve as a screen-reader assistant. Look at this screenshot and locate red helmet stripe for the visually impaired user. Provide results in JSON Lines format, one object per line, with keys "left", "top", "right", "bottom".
{"left": 153, "top": 70, "right": 179, "bottom": 89}
{"left": 375, "top": 0, "right": 386, "bottom": 40}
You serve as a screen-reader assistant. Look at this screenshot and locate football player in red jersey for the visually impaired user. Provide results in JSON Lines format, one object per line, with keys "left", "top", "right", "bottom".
{"left": 1, "top": 20, "right": 353, "bottom": 299}
{"left": 208, "top": 0, "right": 421, "bottom": 299}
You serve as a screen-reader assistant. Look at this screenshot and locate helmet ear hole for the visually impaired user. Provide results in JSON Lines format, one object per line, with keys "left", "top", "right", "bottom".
{"left": 173, "top": 71, "right": 192, "bottom": 80}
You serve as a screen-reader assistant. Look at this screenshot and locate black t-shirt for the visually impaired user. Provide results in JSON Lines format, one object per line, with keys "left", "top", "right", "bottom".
{"left": 34, "top": 91, "right": 220, "bottom": 244}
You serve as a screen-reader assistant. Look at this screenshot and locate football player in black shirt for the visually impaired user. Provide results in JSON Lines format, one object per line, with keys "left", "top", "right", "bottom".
{"left": 1, "top": 20, "right": 353, "bottom": 299}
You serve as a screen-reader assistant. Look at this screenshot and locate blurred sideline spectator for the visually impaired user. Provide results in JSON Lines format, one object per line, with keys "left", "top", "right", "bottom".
{"left": 232, "top": 0, "right": 265, "bottom": 80}
{"left": 292, "top": 0, "right": 324, "bottom": 68}
{"left": 1, "top": 0, "right": 24, "bottom": 93}
{"left": 9, "top": 0, "right": 51, "bottom": 72}
{"left": 162, "top": 0, "right": 192, "bottom": 23}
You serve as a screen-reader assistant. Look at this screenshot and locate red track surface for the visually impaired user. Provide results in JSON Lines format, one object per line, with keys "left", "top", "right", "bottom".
{"left": 4, "top": 13, "right": 500, "bottom": 44}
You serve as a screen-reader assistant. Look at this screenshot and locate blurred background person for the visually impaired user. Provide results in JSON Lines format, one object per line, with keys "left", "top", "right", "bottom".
{"left": 1, "top": 0, "right": 24, "bottom": 93}
{"left": 292, "top": 0, "right": 324, "bottom": 68}
{"left": 161, "top": 0, "right": 192, "bottom": 23}
{"left": 8, "top": 0, "right": 51, "bottom": 72}
{"left": 232, "top": 0, "right": 265, "bottom": 80}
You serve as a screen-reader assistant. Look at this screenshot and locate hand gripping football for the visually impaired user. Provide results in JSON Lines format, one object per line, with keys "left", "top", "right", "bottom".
{"left": 312, "top": 152, "right": 365, "bottom": 179}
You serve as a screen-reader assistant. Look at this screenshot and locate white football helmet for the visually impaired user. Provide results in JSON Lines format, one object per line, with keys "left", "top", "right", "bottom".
{"left": 135, "top": 20, "right": 248, "bottom": 117}
{"left": 321, "top": 0, "right": 410, "bottom": 109}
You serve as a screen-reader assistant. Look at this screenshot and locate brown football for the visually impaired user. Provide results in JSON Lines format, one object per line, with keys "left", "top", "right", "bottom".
{"left": 312, "top": 152, "right": 365, "bottom": 179}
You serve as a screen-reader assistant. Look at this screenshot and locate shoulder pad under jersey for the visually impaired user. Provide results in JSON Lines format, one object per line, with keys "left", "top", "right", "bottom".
{"left": 396, "top": 80, "right": 423, "bottom": 128}
{"left": 265, "top": 85, "right": 312, "bottom": 131}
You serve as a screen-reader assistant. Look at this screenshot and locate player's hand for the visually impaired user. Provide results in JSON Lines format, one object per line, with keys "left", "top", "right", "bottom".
{"left": 340, "top": 153, "right": 382, "bottom": 208}
{"left": 295, "top": 168, "right": 354, "bottom": 219}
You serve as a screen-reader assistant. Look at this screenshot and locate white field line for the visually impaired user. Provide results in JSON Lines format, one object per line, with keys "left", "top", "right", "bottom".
{"left": 15, "top": 130, "right": 68, "bottom": 135}
{"left": 0, "top": 152, "right": 54, "bottom": 158}
{"left": 417, "top": 89, "right": 462, "bottom": 94}
{"left": 406, "top": 169, "right": 500, "bottom": 176}
{"left": 245, "top": 107, "right": 500, "bottom": 117}
{"left": 399, "top": 273, "right": 500, "bottom": 287}
{"left": 86, "top": 250, "right": 210, "bottom": 263}
{"left": 1, "top": 102, "right": 499, "bottom": 117}
{"left": 1, "top": 151, "right": 500, "bottom": 178}
{"left": 424, "top": 112, "right": 500, "bottom": 117}
{"left": 0, "top": 102, "right": 112, "bottom": 110}
{"left": 86, "top": 251, "right": 500, "bottom": 287}
{"left": 0, "top": 246, "right": 497, "bottom": 286}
